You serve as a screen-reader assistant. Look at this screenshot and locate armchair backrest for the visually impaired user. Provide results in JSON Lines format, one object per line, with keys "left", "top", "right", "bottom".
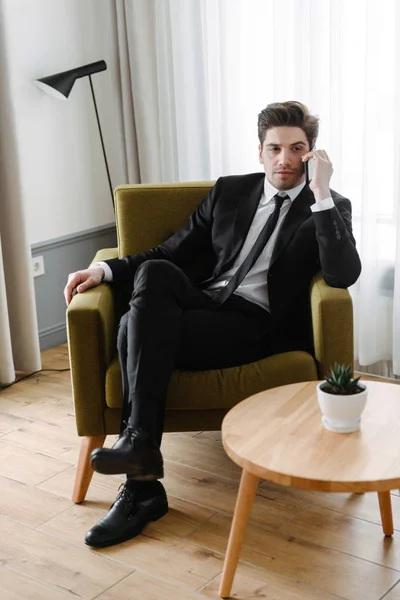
{"left": 114, "top": 182, "right": 214, "bottom": 258}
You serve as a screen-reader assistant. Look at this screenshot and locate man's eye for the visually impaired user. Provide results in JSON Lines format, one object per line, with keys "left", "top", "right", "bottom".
{"left": 269, "top": 147, "right": 279, "bottom": 152}
{"left": 293, "top": 147, "right": 302, "bottom": 152}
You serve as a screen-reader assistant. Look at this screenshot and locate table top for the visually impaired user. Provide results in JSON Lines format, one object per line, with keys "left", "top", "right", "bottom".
{"left": 221, "top": 380, "right": 400, "bottom": 492}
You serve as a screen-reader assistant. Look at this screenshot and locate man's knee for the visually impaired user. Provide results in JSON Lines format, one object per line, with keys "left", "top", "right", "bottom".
{"left": 134, "top": 260, "right": 182, "bottom": 291}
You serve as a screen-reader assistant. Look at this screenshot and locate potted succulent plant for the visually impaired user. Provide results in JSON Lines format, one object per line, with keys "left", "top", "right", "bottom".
{"left": 317, "top": 363, "right": 368, "bottom": 433}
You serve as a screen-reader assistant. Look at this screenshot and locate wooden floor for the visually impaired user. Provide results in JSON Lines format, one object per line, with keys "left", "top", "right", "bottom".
{"left": 1, "top": 346, "right": 400, "bottom": 600}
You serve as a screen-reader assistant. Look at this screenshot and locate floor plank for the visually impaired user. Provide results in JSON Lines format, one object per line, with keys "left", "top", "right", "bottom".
{"left": 278, "top": 503, "right": 400, "bottom": 570}
{"left": 0, "top": 392, "right": 76, "bottom": 431}
{"left": 95, "top": 570, "right": 208, "bottom": 600}
{"left": 0, "top": 475, "right": 71, "bottom": 527}
{"left": 0, "top": 412, "right": 33, "bottom": 435}
{"left": 161, "top": 432, "right": 242, "bottom": 481}
{"left": 1, "top": 420, "right": 80, "bottom": 463}
{"left": 0, "top": 565, "right": 76, "bottom": 599}
{"left": 200, "top": 562, "right": 344, "bottom": 600}
{"left": 0, "top": 440, "right": 72, "bottom": 485}
{"left": 260, "top": 481, "right": 400, "bottom": 530}
{"left": 187, "top": 513, "right": 400, "bottom": 600}
{"left": 384, "top": 581, "right": 400, "bottom": 599}
{"left": 0, "top": 517, "right": 133, "bottom": 599}
{"left": 163, "top": 460, "right": 308, "bottom": 530}
{"left": 37, "top": 466, "right": 124, "bottom": 508}
{"left": 97, "top": 528, "right": 224, "bottom": 591}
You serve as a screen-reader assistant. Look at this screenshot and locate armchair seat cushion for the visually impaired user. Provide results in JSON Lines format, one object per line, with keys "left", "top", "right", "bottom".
{"left": 105, "top": 350, "right": 318, "bottom": 412}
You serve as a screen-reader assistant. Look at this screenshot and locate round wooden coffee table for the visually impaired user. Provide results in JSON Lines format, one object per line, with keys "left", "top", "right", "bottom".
{"left": 219, "top": 380, "right": 400, "bottom": 599}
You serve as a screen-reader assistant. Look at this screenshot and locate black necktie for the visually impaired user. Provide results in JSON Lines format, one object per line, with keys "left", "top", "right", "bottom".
{"left": 212, "top": 193, "right": 289, "bottom": 305}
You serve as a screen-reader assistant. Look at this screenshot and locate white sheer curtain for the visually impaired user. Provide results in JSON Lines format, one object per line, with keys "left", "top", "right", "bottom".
{"left": 115, "top": 0, "right": 400, "bottom": 377}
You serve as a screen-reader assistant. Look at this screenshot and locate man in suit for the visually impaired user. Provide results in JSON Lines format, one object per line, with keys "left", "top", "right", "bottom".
{"left": 64, "top": 101, "right": 361, "bottom": 548}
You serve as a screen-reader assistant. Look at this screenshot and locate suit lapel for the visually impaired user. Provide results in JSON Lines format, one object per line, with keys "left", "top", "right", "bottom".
{"left": 269, "top": 185, "right": 315, "bottom": 269}
{"left": 224, "top": 177, "right": 264, "bottom": 270}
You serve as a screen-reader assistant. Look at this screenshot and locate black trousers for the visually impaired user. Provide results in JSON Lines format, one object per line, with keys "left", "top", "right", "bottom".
{"left": 117, "top": 260, "right": 273, "bottom": 446}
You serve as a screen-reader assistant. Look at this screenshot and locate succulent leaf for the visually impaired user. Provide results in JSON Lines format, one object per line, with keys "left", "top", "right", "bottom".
{"left": 322, "top": 363, "right": 363, "bottom": 395}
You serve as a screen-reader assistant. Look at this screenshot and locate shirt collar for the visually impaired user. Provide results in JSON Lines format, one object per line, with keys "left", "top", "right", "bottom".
{"left": 262, "top": 176, "right": 306, "bottom": 206}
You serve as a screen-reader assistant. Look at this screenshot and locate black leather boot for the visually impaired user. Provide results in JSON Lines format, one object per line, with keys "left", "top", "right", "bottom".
{"left": 90, "top": 427, "right": 164, "bottom": 479}
{"left": 85, "top": 481, "right": 168, "bottom": 548}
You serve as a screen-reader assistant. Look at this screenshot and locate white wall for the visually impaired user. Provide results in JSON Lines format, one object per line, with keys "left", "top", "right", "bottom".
{"left": 1, "top": 0, "right": 128, "bottom": 245}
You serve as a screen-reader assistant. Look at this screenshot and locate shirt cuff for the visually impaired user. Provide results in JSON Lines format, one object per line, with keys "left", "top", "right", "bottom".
{"left": 310, "top": 197, "right": 334, "bottom": 212}
{"left": 93, "top": 261, "right": 113, "bottom": 282}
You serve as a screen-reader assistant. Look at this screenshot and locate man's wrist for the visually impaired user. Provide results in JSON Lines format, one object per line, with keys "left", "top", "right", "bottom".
{"left": 94, "top": 261, "right": 113, "bottom": 282}
{"left": 313, "top": 187, "right": 331, "bottom": 203}
{"left": 310, "top": 197, "right": 334, "bottom": 212}
{"left": 91, "top": 263, "right": 105, "bottom": 280}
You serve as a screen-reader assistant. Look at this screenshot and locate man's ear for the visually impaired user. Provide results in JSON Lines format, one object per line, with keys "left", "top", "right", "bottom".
{"left": 258, "top": 144, "right": 263, "bottom": 163}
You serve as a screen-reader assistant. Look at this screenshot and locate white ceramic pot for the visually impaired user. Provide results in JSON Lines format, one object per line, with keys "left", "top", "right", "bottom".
{"left": 316, "top": 382, "right": 368, "bottom": 433}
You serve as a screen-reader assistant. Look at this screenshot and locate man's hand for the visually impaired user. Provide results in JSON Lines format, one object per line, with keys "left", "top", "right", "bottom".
{"left": 302, "top": 149, "right": 333, "bottom": 202}
{"left": 64, "top": 266, "right": 105, "bottom": 306}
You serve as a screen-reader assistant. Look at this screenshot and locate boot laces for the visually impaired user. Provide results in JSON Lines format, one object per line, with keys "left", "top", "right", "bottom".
{"left": 113, "top": 483, "right": 137, "bottom": 512}
{"left": 125, "top": 426, "right": 140, "bottom": 439}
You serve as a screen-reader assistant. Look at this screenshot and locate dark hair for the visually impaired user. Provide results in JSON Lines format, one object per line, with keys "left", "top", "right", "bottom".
{"left": 258, "top": 101, "right": 319, "bottom": 150}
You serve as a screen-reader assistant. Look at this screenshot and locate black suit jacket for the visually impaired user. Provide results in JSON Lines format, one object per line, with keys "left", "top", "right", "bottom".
{"left": 106, "top": 173, "right": 361, "bottom": 353}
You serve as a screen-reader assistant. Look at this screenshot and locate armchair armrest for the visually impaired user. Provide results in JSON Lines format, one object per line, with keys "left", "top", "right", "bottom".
{"left": 89, "top": 247, "right": 119, "bottom": 264}
{"left": 310, "top": 272, "right": 354, "bottom": 379}
{"left": 66, "top": 248, "right": 118, "bottom": 436}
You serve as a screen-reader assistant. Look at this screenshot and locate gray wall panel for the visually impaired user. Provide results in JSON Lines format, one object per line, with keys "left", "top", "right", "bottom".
{"left": 32, "top": 224, "right": 117, "bottom": 350}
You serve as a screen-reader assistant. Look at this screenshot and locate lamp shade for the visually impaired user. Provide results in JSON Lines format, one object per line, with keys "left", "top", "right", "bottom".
{"left": 36, "top": 60, "right": 107, "bottom": 100}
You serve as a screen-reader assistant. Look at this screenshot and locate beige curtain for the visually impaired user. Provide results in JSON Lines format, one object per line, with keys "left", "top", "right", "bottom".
{"left": 0, "top": 2, "right": 41, "bottom": 385}
{"left": 0, "top": 224, "right": 41, "bottom": 386}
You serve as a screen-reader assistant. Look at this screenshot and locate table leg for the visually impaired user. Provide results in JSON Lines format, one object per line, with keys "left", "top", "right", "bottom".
{"left": 219, "top": 469, "right": 259, "bottom": 599}
{"left": 378, "top": 491, "right": 394, "bottom": 536}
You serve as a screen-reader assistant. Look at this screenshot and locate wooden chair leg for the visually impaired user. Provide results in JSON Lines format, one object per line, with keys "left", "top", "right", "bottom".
{"left": 378, "top": 491, "right": 394, "bottom": 536}
{"left": 72, "top": 435, "right": 106, "bottom": 504}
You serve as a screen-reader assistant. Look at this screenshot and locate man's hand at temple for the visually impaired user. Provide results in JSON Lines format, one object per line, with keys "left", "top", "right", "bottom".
{"left": 302, "top": 149, "right": 334, "bottom": 202}
{"left": 63, "top": 265, "right": 105, "bottom": 306}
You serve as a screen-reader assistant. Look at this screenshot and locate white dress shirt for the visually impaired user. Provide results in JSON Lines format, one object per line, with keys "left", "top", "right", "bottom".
{"left": 203, "top": 178, "right": 333, "bottom": 310}
{"left": 97, "top": 177, "right": 334, "bottom": 311}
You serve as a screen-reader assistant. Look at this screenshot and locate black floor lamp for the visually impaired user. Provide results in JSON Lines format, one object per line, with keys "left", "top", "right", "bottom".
{"left": 36, "top": 60, "right": 114, "bottom": 208}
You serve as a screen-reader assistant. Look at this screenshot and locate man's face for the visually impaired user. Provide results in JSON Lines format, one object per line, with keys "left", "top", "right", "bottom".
{"left": 259, "top": 126, "right": 310, "bottom": 190}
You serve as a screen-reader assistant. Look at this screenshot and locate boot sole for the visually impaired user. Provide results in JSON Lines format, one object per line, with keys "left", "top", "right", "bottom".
{"left": 84, "top": 504, "right": 169, "bottom": 548}
{"left": 91, "top": 454, "right": 164, "bottom": 479}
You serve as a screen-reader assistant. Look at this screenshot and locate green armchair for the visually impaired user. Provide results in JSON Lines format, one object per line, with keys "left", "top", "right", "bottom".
{"left": 67, "top": 182, "right": 354, "bottom": 503}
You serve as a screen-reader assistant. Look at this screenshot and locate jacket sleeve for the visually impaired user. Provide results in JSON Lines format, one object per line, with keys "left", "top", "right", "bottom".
{"left": 312, "top": 198, "right": 362, "bottom": 288}
{"left": 103, "top": 179, "right": 221, "bottom": 285}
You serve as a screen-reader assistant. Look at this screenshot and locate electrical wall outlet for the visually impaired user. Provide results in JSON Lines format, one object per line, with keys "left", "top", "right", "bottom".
{"left": 32, "top": 255, "right": 45, "bottom": 278}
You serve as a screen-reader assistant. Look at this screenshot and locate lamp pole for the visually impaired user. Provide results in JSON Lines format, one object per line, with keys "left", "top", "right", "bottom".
{"left": 88, "top": 75, "right": 114, "bottom": 209}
